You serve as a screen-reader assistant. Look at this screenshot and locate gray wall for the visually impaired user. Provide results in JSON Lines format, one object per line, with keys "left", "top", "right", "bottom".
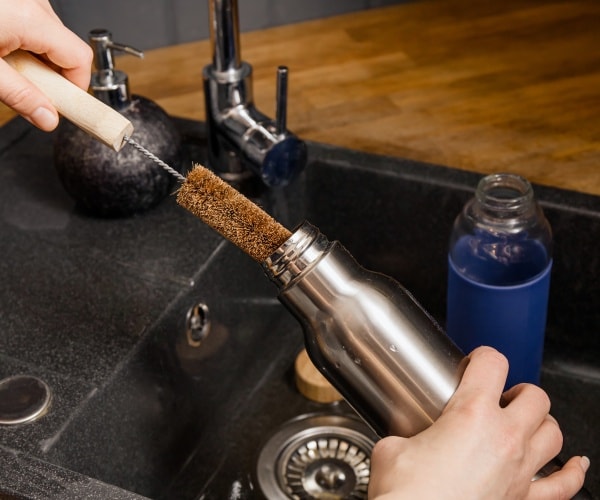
{"left": 49, "top": 0, "right": 407, "bottom": 51}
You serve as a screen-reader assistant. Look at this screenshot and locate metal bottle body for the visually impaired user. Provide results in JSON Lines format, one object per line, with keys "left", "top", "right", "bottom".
{"left": 263, "top": 222, "right": 467, "bottom": 437}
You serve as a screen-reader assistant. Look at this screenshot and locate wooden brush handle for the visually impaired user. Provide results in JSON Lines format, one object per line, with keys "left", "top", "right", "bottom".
{"left": 4, "top": 50, "right": 133, "bottom": 151}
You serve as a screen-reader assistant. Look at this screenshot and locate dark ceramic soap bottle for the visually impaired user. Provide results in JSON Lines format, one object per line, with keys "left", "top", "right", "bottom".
{"left": 54, "top": 29, "right": 183, "bottom": 217}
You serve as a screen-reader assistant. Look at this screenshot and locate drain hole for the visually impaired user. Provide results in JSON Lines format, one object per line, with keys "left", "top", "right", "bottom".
{"left": 257, "top": 414, "right": 377, "bottom": 499}
{"left": 0, "top": 375, "right": 51, "bottom": 425}
{"left": 308, "top": 460, "right": 352, "bottom": 492}
{"left": 185, "top": 302, "right": 211, "bottom": 346}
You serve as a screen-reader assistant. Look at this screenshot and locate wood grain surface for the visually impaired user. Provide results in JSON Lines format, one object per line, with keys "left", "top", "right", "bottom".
{"left": 2, "top": 0, "right": 599, "bottom": 194}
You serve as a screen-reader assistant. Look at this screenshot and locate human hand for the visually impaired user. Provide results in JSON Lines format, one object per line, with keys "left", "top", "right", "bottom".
{"left": 369, "top": 346, "right": 589, "bottom": 499}
{"left": 0, "top": 0, "right": 92, "bottom": 130}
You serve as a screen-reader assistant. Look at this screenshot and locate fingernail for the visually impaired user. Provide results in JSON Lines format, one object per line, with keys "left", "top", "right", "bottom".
{"left": 581, "top": 456, "right": 591, "bottom": 473}
{"left": 31, "top": 107, "right": 58, "bottom": 131}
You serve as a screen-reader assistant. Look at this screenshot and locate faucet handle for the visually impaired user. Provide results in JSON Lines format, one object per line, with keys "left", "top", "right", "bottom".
{"left": 275, "top": 66, "right": 288, "bottom": 136}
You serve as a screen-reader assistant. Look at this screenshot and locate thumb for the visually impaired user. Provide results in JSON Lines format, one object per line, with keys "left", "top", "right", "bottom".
{"left": 528, "top": 456, "right": 589, "bottom": 500}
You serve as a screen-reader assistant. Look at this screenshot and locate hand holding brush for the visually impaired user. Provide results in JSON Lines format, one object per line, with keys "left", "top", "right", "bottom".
{"left": 0, "top": 1, "right": 93, "bottom": 131}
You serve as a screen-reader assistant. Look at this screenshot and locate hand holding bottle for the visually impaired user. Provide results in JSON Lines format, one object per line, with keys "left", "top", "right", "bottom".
{"left": 369, "top": 346, "right": 589, "bottom": 499}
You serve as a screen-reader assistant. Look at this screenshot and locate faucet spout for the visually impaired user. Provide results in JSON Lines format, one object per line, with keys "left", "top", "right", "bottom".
{"left": 209, "top": 0, "right": 241, "bottom": 73}
{"left": 204, "top": 0, "right": 307, "bottom": 188}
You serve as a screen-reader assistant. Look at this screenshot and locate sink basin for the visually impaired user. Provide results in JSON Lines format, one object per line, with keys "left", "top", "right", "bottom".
{"left": 0, "top": 117, "right": 598, "bottom": 499}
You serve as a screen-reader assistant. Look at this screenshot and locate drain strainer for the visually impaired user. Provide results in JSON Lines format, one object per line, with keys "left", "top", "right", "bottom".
{"left": 257, "top": 414, "right": 378, "bottom": 499}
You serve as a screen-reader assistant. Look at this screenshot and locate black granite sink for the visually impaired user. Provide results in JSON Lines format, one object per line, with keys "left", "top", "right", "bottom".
{"left": 0, "top": 117, "right": 598, "bottom": 499}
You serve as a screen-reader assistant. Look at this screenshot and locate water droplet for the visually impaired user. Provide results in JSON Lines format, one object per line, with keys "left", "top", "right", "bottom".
{"left": 389, "top": 344, "right": 399, "bottom": 352}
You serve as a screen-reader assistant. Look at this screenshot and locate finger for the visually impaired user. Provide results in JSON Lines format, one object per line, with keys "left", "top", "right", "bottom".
{"left": 11, "top": 2, "right": 92, "bottom": 90}
{"left": 502, "top": 383, "right": 552, "bottom": 434}
{"left": 449, "top": 346, "right": 509, "bottom": 408}
{"left": 369, "top": 436, "right": 409, "bottom": 495}
{"left": 25, "top": 37, "right": 92, "bottom": 91}
{"left": 0, "top": 59, "right": 58, "bottom": 130}
{"left": 371, "top": 436, "right": 408, "bottom": 465}
{"left": 31, "top": 0, "right": 60, "bottom": 18}
{"left": 528, "top": 456, "right": 589, "bottom": 500}
{"left": 527, "top": 415, "right": 564, "bottom": 474}
{"left": 45, "top": 41, "right": 93, "bottom": 91}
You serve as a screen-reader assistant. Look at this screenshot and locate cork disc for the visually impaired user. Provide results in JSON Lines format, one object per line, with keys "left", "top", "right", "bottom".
{"left": 294, "top": 349, "right": 343, "bottom": 403}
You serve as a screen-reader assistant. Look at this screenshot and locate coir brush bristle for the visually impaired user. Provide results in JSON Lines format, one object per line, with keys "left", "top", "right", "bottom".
{"left": 177, "top": 164, "right": 292, "bottom": 262}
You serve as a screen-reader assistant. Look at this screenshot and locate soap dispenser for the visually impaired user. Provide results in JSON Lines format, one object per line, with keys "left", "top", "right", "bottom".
{"left": 54, "top": 29, "right": 183, "bottom": 217}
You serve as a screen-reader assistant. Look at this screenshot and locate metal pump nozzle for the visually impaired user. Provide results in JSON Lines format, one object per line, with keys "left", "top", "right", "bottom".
{"left": 88, "top": 29, "right": 144, "bottom": 110}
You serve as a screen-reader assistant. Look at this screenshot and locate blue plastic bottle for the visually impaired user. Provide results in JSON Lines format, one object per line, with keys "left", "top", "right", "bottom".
{"left": 446, "top": 173, "right": 552, "bottom": 388}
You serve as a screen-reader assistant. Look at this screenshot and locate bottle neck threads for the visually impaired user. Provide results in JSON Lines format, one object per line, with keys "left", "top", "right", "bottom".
{"left": 474, "top": 173, "right": 534, "bottom": 220}
{"left": 262, "top": 221, "right": 330, "bottom": 288}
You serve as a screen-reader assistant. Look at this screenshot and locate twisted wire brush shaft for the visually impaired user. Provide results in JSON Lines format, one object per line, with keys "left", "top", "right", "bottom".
{"left": 123, "top": 136, "right": 187, "bottom": 183}
{"left": 176, "top": 164, "right": 292, "bottom": 262}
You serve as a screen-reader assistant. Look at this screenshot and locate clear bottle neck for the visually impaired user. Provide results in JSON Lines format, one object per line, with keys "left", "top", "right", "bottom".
{"left": 473, "top": 173, "right": 536, "bottom": 222}
{"left": 450, "top": 173, "right": 552, "bottom": 284}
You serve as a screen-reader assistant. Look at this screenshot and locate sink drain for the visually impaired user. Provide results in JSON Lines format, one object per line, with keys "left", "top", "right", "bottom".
{"left": 0, "top": 375, "right": 51, "bottom": 425}
{"left": 257, "top": 414, "right": 377, "bottom": 499}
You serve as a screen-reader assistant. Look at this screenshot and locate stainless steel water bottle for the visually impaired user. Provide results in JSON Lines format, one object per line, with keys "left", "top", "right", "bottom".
{"left": 262, "top": 221, "right": 468, "bottom": 437}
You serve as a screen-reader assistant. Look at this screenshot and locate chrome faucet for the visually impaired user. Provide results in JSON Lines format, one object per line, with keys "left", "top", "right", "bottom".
{"left": 203, "top": 0, "right": 307, "bottom": 187}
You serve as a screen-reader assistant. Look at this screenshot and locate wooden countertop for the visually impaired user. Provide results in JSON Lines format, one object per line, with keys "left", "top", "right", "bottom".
{"left": 2, "top": 0, "right": 599, "bottom": 195}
